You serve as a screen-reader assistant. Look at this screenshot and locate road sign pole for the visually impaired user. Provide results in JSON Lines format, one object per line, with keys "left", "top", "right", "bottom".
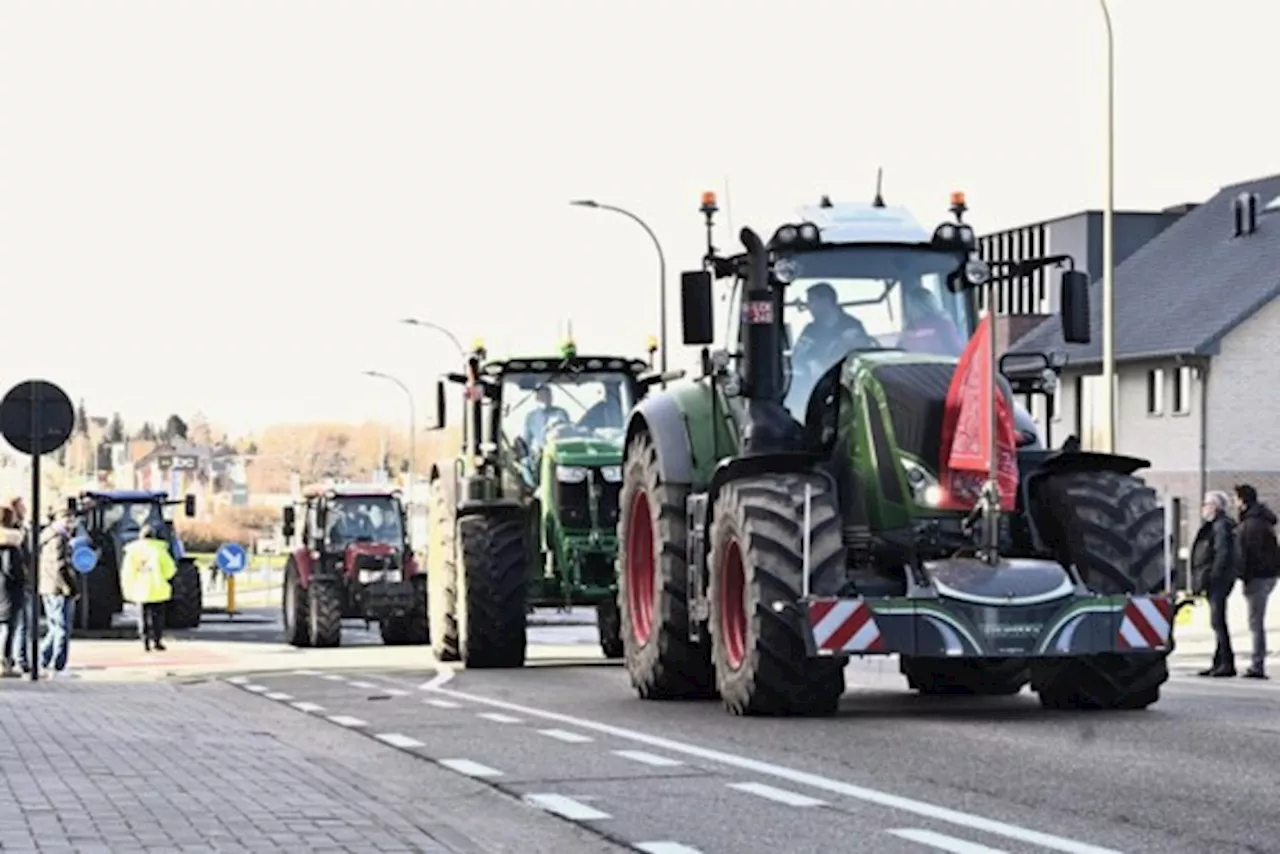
{"left": 227, "top": 573, "right": 236, "bottom": 615}
{"left": 28, "top": 386, "right": 41, "bottom": 682}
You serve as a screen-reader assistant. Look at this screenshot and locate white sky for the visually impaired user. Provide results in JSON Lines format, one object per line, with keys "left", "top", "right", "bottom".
{"left": 2, "top": 0, "right": 1277, "bottom": 439}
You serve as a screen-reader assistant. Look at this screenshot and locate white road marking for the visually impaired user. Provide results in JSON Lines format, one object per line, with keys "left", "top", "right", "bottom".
{"left": 636, "top": 844, "right": 704, "bottom": 854}
{"left": 478, "top": 712, "right": 522, "bottom": 724}
{"left": 420, "top": 668, "right": 457, "bottom": 690}
{"left": 728, "top": 782, "right": 825, "bottom": 808}
{"left": 613, "top": 750, "right": 684, "bottom": 768}
{"left": 327, "top": 715, "right": 367, "bottom": 728}
{"left": 321, "top": 674, "right": 346, "bottom": 682}
{"left": 375, "top": 733, "right": 425, "bottom": 749}
{"left": 425, "top": 685, "right": 1123, "bottom": 854}
{"left": 348, "top": 680, "right": 377, "bottom": 689}
{"left": 887, "top": 828, "right": 1010, "bottom": 853}
{"left": 225, "top": 676, "right": 248, "bottom": 685}
{"left": 383, "top": 688, "right": 410, "bottom": 697}
{"left": 264, "top": 691, "right": 292, "bottom": 700}
{"left": 243, "top": 684, "right": 268, "bottom": 693}
{"left": 538, "top": 728, "right": 593, "bottom": 744}
{"left": 291, "top": 702, "right": 324, "bottom": 713}
{"left": 523, "top": 793, "right": 611, "bottom": 821}
{"left": 426, "top": 699, "right": 462, "bottom": 709}
{"left": 291, "top": 669, "right": 321, "bottom": 676}
{"left": 438, "top": 758, "right": 503, "bottom": 778}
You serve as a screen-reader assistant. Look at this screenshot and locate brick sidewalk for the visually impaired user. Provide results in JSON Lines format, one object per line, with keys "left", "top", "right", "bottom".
{"left": 0, "top": 681, "right": 622, "bottom": 853}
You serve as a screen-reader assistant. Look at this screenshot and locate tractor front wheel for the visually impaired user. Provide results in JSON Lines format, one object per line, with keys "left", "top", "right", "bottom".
{"left": 166, "top": 559, "right": 202, "bottom": 629}
{"left": 596, "top": 597, "right": 623, "bottom": 659}
{"left": 382, "top": 577, "right": 430, "bottom": 646}
{"left": 1032, "top": 653, "right": 1167, "bottom": 711}
{"left": 616, "top": 431, "right": 714, "bottom": 700}
{"left": 458, "top": 510, "right": 528, "bottom": 668}
{"left": 708, "top": 473, "right": 846, "bottom": 716}
{"left": 308, "top": 581, "right": 343, "bottom": 648}
{"left": 282, "top": 560, "right": 311, "bottom": 647}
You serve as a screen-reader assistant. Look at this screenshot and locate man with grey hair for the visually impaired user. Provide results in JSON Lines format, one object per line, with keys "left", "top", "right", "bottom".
{"left": 1191, "top": 490, "right": 1239, "bottom": 677}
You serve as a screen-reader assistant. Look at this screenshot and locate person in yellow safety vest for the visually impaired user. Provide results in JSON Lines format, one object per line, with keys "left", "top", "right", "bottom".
{"left": 119, "top": 524, "right": 178, "bottom": 652}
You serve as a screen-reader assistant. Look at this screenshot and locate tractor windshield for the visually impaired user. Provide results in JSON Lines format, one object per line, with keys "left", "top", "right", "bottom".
{"left": 500, "top": 370, "right": 635, "bottom": 462}
{"left": 325, "top": 496, "right": 404, "bottom": 548}
{"left": 99, "top": 501, "right": 170, "bottom": 542}
{"left": 779, "top": 244, "right": 973, "bottom": 415}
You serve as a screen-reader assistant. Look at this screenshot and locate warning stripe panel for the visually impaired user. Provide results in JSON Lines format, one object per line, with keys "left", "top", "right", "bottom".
{"left": 806, "top": 598, "right": 884, "bottom": 653}
{"left": 1116, "top": 595, "right": 1174, "bottom": 650}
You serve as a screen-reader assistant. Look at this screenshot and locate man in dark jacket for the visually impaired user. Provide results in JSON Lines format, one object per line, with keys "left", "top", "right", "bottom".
{"left": 1191, "top": 490, "right": 1238, "bottom": 677}
{"left": 1234, "top": 484, "right": 1277, "bottom": 679}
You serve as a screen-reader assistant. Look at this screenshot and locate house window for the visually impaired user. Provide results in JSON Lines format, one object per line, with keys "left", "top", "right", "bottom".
{"left": 1173, "top": 366, "right": 1193, "bottom": 415}
{"left": 1146, "top": 369, "right": 1164, "bottom": 415}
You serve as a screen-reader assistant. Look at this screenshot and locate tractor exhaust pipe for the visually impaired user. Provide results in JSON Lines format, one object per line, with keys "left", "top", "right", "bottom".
{"left": 739, "top": 227, "right": 783, "bottom": 401}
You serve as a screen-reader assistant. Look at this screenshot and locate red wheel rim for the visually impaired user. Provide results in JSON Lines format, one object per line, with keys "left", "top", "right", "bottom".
{"left": 625, "top": 490, "right": 656, "bottom": 645}
{"left": 720, "top": 540, "right": 747, "bottom": 670}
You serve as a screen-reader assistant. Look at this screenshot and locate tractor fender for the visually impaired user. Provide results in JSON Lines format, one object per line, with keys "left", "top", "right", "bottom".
{"left": 626, "top": 394, "right": 695, "bottom": 485}
{"left": 1018, "top": 449, "right": 1152, "bottom": 552}
{"left": 291, "top": 546, "right": 315, "bottom": 588}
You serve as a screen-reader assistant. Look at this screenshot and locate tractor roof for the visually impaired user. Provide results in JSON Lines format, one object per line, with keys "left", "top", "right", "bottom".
{"left": 81, "top": 489, "right": 168, "bottom": 503}
{"left": 480, "top": 354, "right": 650, "bottom": 378}
{"left": 795, "top": 201, "right": 931, "bottom": 245}
{"left": 301, "top": 483, "right": 402, "bottom": 500}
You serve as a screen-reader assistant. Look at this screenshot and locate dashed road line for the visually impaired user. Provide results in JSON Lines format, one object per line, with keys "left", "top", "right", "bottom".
{"left": 426, "top": 698, "right": 462, "bottom": 709}
{"left": 523, "top": 793, "right": 611, "bottom": 821}
{"left": 375, "top": 733, "right": 425, "bottom": 749}
{"left": 613, "top": 750, "right": 683, "bottom": 768}
{"left": 538, "top": 728, "right": 593, "bottom": 744}
{"left": 887, "top": 828, "right": 1010, "bottom": 853}
{"left": 327, "top": 715, "right": 367, "bottom": 728}
{"left": 225, "top": 676, "right": 248, "bottom": 685}
{"left": 728, "top": 781, "right": 825, "bottom": 808}
{"left": 291, "top": 701, "right": 324, "bottom": 713}
{"left": 321, "top": 674, "right": 346, "bottom": 682}
{"left": 243, "top": 684, "right": 268, "bottom": 693}
{"left": 264, "top": 692, "right": 292, "bottom": 701}
{"left": 635, "top": 844, "right": 704, "bottom": 854}
{"left": 478, "top": 712, "right": 522, "bottom": 724}
{"left": 348, "top": 680, "right": 377, "bottom": 689}
{"left": 382, "top": 688, "right": 410, "bottom": 697}
{"left": 438, "top": 758, "right": 503, "bottom": 778}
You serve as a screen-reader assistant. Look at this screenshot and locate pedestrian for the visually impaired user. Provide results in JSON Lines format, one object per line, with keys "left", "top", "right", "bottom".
{"left": 0, "top": 505, "right": 27, "bottom": 677}
{"left": 1192, "top": 490, "right": 1239, "bottom": 677}
{"left": 1233, "top": 484, "right": 1278, "bottom": 679}
{"left": 37, "top": 510, "right": 79, "bottom": 679}
{"left": 6, "top": 497, "right": 31, "bottom": 674}
{"left": 119, "top": 523, "right": 177, "bottom": 652}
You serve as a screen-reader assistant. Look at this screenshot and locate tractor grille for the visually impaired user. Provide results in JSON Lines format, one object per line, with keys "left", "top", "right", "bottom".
{"left": 595, "top": 472, "right": 621, "bottom": 527}
{"left": 553, "top": 479, "right": 590, "bottom": 527}
{"left": 873, "top": 363, "right": 954, "bottom": 465}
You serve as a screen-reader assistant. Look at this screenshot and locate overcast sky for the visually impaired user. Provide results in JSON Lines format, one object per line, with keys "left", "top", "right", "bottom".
{"left": 2, "top": 0, "right": 1277, "bottom": 440}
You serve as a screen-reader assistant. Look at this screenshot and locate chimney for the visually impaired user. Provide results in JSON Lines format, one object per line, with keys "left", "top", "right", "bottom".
{"left": 1233, "top": 193, "right": 1246, "bottom": 237}
{"left": 1248, "top": 192, "right": 1260, "bottom": 234}
{"left": 1234, "top": 191, "right": 1261, "bottom": 237}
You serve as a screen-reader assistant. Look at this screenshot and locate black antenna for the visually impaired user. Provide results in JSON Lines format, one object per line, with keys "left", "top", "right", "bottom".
{"left": 872, "top": 167, "right": 885, "bottom": 208}
{"left": 819, "top": 194, "right": 833, "bottom": 208}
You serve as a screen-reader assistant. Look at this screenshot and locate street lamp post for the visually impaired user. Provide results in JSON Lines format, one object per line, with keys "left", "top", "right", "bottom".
{"left": 1099, "top": 0, "right": 1116, "bottom": 453}
{"left": 570, "top": 199, "right": 668, "bottom": 374}
{"left": 400, "top": 318, "right": 467, "bottom": 360}
{"left": 362, "top": 370, "right": 416, "bottom": 504}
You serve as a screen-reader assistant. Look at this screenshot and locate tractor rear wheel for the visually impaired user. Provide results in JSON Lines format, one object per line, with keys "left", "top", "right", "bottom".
{"left": 458, "top": 510, "right": 528, "bottom": 668}
{"left": 308, "top": 581, "right": 343, "bottom": 648}
{"left": 166, "top": 558, "right": 202, "bottom": 629}
{"left": 428, "top": 478, "right": 461, "bottom": 662}
{"left": 282, "top": 559, "right": 311, "bottom": 647}
{"left": 708, "top": 473, "right": 846, "bottom": 716}
{"left": 1031, "top": 469, "right": 1170, "bottom": 710}
{"left": 900, "top": 657, "right": 1029, "bottom": 696}
{"left": 382, "top": 577, "right": 430, "bottom": 646}
{"left": 596, "top": 597, "right": 623, "bottom": 659}
{"left": 76, "top": 560, "right": 118, "bottom": 631}
{"left": 617, "top": 431, "right": 715, "bottom": 700}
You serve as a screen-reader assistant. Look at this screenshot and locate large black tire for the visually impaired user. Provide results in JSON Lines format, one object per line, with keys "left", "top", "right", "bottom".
{"left": 282, "top": 559, "right": 311, "bottom": 647}
{"left": 596, "top": 597, "right": 623, "bottom": 659}
{"left": 381, "top": 577, "right": 430, "bottom": 646}
{"left": 708, "top": 473, "right": 847, "bottom": 716}
{"left": 428, "top": 478, "right": 461, "bottom": 662}
{"left": 75, "top": 560, "right": 118, "bottom": 631}
{"left": 166, "top": 559, "right": 202, "bottom": 629}
{"left": 1030, "top": 469, "right": 1170, "bottom": 710}
{"left": 458, "top": 510, "right": 528, "bottom": 668}
{"left": 900, "top": 657, "right": 1029, "bottom": 696}
{"left": 308, "top": 581, "right": 343, "bottom": 648}
{"left": 617, "top": 431, "right": 715, "bottom": 700}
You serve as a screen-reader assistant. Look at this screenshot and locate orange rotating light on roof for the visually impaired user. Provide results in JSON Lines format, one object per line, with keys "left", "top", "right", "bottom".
{"left": 950, "top": 191, "right": 966, "bottom": 207}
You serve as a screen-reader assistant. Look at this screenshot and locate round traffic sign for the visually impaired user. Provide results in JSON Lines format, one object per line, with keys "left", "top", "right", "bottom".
{"left": 215, "top": 542, "right": 247, "bottom": 575}
{"left": 71, "top": 545, "right": 99, "bottom": 575}
{"left": 0, "top": 380, "right": 75, "bottom": 456}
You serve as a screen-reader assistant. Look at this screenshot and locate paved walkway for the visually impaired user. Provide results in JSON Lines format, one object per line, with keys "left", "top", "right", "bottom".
{"left": 0, "top": 680, "right": 623, "bottom": 853}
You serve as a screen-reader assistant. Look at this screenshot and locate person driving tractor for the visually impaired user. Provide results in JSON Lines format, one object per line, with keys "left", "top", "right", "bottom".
{"left": 792, "top": 282, "right": 878, "bottom": 367}
{"left": 522, "top": 386, "right": 570, "bottom": 455}
{"left": 899, "top": 282, "right": 965, "bottom": 356}
{"left": 578, "top": 381, "right": 625, "bottom": 430}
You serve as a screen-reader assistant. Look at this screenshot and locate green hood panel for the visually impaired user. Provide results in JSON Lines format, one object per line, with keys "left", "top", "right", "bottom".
{"left": 544, "top": 429, "right": 624, "bottom": 466}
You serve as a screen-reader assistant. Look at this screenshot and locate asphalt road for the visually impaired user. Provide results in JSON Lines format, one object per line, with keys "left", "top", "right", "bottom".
{"left": 220, "top": 629, "right": 1280, "bottom": 854}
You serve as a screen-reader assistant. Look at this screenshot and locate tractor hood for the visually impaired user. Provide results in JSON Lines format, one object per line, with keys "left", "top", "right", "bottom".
{"left": 543, "top": 426, "right": 625, "bottom": 467}
{"left": 342, "top": 542, "right": 400, "bottom": 576}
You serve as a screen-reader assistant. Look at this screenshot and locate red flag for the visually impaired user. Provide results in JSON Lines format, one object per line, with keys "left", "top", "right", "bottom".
{"left": 937, "top": 316, "right": 1019, "bottom": 512}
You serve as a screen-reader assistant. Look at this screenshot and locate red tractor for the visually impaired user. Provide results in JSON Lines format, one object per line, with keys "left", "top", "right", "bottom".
{"left": 280, "top": 484, "right": 429, "bottom": 647}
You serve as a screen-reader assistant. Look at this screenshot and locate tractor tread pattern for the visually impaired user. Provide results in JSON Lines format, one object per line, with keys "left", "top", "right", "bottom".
{"left": 282, "top": 560, "right": 311, "bottom": 647}
{"left": 381, "top": 577, "right": 430, "bottom": 645}
{"left": 900, "top": 657, "right": 1029, "bottom": 695}
{"left": 459, "top": 512, "right": 528, "bottom": 668}
{"left": 710, "top": 473, "right": 846, "bottom": 716}
{"left": 308, "top": 581, "right": 343, "bottom": 648}
{"left": 429, "top": 479, "right": 461, "bottom": 662}
{"left": 166, "top": 559, "right": 202, "bottom": 629}
{"left": 618, "top": 432, "right": 715, "bottom": 700}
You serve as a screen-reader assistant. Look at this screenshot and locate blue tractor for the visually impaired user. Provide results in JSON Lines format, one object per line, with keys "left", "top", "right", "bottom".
{"left": 66, "top": 490, "right": 203, "bottom": 631}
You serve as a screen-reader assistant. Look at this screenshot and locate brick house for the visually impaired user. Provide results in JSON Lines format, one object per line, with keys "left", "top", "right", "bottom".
{"left": 1009, "top": 173, "right": 1280, "bottom": 554}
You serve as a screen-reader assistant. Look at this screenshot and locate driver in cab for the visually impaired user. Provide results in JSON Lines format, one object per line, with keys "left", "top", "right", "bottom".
{"left": 899, "top": 282, "right": 965, "bottom": 356}
{"left": 522, "top": 387, "right": 571, "bottom": 456}
{"left": 792, "top": 282, "right": 878, "bottom": 370}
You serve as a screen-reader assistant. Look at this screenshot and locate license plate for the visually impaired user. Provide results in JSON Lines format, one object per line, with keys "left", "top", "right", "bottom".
{"left": 359, "top": 570, "right": 401, "bottom": 584}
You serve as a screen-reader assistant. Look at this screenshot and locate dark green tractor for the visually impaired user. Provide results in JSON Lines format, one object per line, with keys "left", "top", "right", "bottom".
{"left": 426, "top": 339, "right": 679, "bottom": 667}
{"left": 615, "top": 190, "right": 1180, "bottom": 717}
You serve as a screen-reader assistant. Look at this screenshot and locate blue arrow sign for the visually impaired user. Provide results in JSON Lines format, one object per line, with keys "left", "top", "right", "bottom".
{"left": 215, "top": 542, "right": 247, "bottom": 575}
{"left": 71, "top": 544, "right": 99, "bottom": 575}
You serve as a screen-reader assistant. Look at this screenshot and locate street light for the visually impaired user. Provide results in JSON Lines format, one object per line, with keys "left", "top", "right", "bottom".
{"left": 570, "top": 199, "right": 668, "bottom": 373}
{"left": 400, "top": 318, "right": 466, "bottom": 360}
{"left": 362, "top": 370, "right": 416, "bottom": 504}
{"left": 1098, "top": 0, "right": 1116, "bottom": 453}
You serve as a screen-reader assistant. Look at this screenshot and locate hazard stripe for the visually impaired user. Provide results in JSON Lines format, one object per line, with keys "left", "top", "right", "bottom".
{"left": 821, "top": 604, "right": 872, "bottom": 651}
{"left": 807, "top": 599, "right": 838, "bottom": 625}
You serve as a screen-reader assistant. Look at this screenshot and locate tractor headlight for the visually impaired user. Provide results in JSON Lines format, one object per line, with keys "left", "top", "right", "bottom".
{"left": 601, "top": 465, "right": 622, "bottom": 483}
{"left": 964, "top": 259, "right": 991, "bottom": 286}
{"left": 556, "top": 465, "right": 589, "bottom": 484}
{"left": 798, "top": 222, "right": 820, "bottom": 242}
{"left": 773, "top": 257, "right": 799, "bottom": 283}
{"left": 900, "top": 457, "right": 943, "bottom": 507}
{"left": 776, "top": 225, "right": 799, "bottom": 244}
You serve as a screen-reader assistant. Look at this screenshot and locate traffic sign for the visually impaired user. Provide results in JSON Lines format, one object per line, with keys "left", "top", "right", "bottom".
{"left": 71, "top": 544, "right": 99, "bottom": 575}
{"left": 215, "top": 542, "right": 247, "bottom": 575}
{"left": 0, "top": 380, "right": 74, "bottom": 456}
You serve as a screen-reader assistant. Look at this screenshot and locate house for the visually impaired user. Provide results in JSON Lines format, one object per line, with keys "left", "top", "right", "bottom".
{"left": 1009, "top": 173, "right": 1280, "bottom": 552}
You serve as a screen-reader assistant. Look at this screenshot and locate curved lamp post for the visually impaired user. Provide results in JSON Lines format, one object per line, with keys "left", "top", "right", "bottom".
{"left": 1098, "top": 0, "right": 1116, "bottom": 453}
{"left": 400, "top": 318, "right": 467, "bottom": 361}
{"left": 570, "top": 199, "right": 668, "bottom": 373}
{"left": 362, "top": 370, "right": 416, "bottom": 504}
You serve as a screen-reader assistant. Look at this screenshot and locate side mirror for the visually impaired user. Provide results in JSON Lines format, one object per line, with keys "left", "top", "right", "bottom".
{"left": 184, "top": 494, "right": 197, "bottom": 517}
{"left": 429, "top": 379, "right": 447, "bottom": 431}
{"left": 282, "top": 506, "right": 296, "bottom": 540}
{"left": 680, "top": 270, "right": 715, "bottom": 345}
{"left": 1060, "top": 270, "right": 1091, "bottom": 345}
{"left": 66, "top": 497, "right": 78, "bottom": 516}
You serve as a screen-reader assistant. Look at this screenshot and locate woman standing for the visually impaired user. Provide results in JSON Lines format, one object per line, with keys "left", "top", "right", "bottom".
{"left": 119, "top": 524, "right": 177, "bottom": 651}
{"left": 0, "top": 506, "right": 27, "bottom": 677}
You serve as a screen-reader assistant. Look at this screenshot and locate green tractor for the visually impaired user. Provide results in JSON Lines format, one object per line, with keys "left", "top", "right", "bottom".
{"left": 615, "top": 190, "right": 1181, "bottom": 716}
{"left": 427, "top": 339, "right": 680, "bottom": 667}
